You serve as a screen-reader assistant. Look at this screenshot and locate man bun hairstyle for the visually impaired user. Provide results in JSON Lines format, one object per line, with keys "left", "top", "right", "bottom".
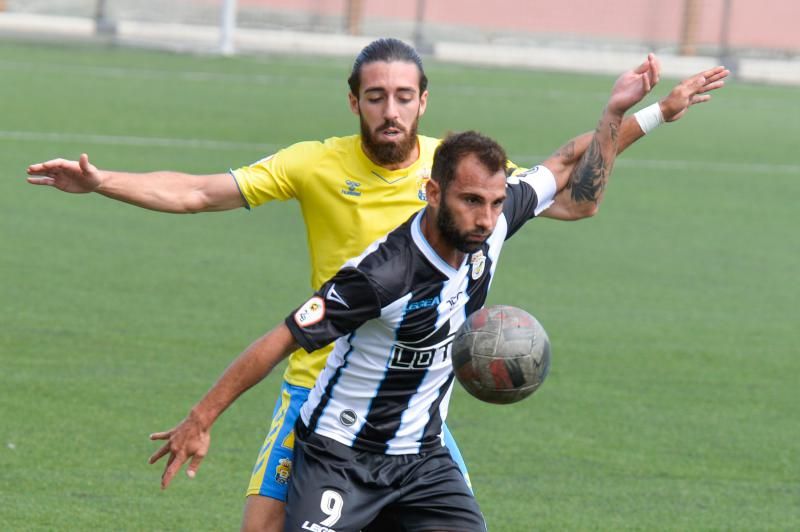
{"left": 348, "top": 38, "right": 428, "bottom": 96}
{"left": 431, "top": 131, "right": 508, "bottom": 193}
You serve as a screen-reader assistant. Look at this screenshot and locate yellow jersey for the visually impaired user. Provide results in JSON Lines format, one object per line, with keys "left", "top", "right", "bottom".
{"left": 232, "top": 134, "right": 439, "bottom": 388}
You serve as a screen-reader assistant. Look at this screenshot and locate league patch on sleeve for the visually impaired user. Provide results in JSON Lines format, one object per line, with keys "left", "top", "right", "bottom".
{"left": 294, "top": 296, "right": 325, "bottom": 327}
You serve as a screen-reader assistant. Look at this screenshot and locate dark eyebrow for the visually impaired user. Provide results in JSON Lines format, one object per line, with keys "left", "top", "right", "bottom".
{"left": 363, "top": 87, "right": 417, "bottom": 95}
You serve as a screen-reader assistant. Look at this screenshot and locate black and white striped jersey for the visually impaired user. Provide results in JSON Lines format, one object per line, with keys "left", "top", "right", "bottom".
{"left": 285, "top": 165, "right": 557, "bottom": 455}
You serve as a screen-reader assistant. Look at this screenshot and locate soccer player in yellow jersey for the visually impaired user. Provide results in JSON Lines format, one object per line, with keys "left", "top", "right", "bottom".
{"left": 26, "top": 38, "right": 727, "bottom": 531}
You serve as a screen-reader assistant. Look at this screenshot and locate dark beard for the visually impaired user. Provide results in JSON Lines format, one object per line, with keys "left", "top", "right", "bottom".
{"left": 360, "top": 114, "right": 419, "bottom": 166}
{"left": 436, "top": 197, "right": 485, "bottom": 253}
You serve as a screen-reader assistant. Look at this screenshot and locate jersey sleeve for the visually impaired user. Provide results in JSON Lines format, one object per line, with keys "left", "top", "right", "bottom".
{"left": 503, "top": 165, "right": 558, "bottom": 238}
{"left": 286, "top": 267, "right": 382, "bottom": 352}
{"left": 230, "top": 141, "right": 322, "bottom": 208}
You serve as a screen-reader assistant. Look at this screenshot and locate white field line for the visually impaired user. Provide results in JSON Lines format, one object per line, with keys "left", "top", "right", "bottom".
{"left": 0, "top": 59, "right": 609, "bottom": 99}
{"left": 1, "top": 130, "right": 272, "bottom": 152}
{"left": 4, "top": 130, "right": 799, "bottom": 175}
{"left": 0, "top": 59, "right": 303, "bottom": 85}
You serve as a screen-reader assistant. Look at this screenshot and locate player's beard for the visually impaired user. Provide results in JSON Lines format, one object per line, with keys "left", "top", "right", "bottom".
{"left": 436, "top": 195, "right": 488, "bottom": 254}
{"left": 360, "top": 112, "right": 420, "bottom": 167}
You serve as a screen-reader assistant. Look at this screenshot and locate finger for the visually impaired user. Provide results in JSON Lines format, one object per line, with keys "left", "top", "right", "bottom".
{"left": 649, "top": 54, "right": 661, "bottom": 86}
{"left": 79, "top": 153, "right": 92, "bottom": 174}
{"left": 39, "top": 158, "right": 69, "bottom": 172}
{"left": 690, "top": 94, "right": 712, "bottom": 105}
{"left": 27, "top": 177, "right": 56, "bottom": 186}
{"left": 148, "top": 442, "right": 171, "bottom": 464}
{"left": 149, "top": 431, "right": 173, "bottom": 441}
{"left": 161, "top": 453, "right": 186, "bottom": 489}
{"left": 633, "top": 55, "right": 652, "bottom": 75}
{"left": 697, "top": 80, "right": 725, "bottom": 94}
{"left": 701, "top": 65, "right": 727, "bottom": 79}
{"left": 704, "top": 69, "right": 730, "bottom": 85}
{"left": 186, "top": 453, "right": 205, "bottom": 479}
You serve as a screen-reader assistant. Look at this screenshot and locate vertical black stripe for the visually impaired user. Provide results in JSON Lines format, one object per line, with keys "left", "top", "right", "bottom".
{"left": 419, "top": 372, "right": 455, "bottom": 446}
{"left": 307, "top": 335, "right": 355, "bottom": 433}
{"left": 354, "top": 281, "right": 447, "bottom": 450}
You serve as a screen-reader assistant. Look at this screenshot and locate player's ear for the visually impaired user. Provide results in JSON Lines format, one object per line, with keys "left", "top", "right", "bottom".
{"left": 418, "top": 90, "right": 428, "bottom": 117}
{"left": 348, "top": 92, "right": 360, "bottom": 116}
{"left": 426, "top": 177, "right": 440, "bottom": 207}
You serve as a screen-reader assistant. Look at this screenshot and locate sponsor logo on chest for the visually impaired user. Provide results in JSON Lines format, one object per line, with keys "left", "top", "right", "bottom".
{"left": 341, "top": 179, "right": 362, "bottom": 197}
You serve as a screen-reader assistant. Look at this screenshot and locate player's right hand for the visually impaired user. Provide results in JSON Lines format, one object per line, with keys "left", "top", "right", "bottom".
{"left": 607, "top": 53, "right": 661, "bottom": 116}
{"left": 148, "top": 412, "right": 211, "bottom": 490}
{"left": 26, "top": 153, "right": 102, "bottom": 194}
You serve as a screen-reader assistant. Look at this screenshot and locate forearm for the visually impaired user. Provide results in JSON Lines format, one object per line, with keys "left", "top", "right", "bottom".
{"left": 190, "top": 323, "right": 298, "bottom": 430}
{"left": 548, "top": 115, "right": 643, "bottom": 176}
{"left": 565, "top": 106, "right": 623, "bottom": 206}
{"left": 96, "top": 170, "right": 238, "bottom": 213}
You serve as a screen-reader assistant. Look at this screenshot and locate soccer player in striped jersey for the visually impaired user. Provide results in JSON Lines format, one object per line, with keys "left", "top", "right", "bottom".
{"left": 27, "top": 39, "right": 727, "bottom": 531}
{"left": 148, "top": 56, "right": 663, "bottom": 530}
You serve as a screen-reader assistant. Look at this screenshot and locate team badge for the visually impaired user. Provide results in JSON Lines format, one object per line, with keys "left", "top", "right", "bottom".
{"left": 294, "top": 296, "right": 325, "bottom": 327}
{"left": 274, "top": 457, "right": 292, "bottom": 485}
{"left": 416, "top": 169, "right": 430, "bottom": 201}
{"left": 470, "top": 250, "right": 486, "bottom": 280}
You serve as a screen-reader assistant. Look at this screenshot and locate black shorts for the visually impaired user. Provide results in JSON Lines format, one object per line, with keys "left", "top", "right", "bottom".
{"left": 285, "top": 422, "right": 486, "bottom": 532}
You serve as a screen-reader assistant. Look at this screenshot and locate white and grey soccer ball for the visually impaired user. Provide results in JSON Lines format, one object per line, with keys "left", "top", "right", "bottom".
{"left": 452, "top": 305, "right": 551, "bottom": 404}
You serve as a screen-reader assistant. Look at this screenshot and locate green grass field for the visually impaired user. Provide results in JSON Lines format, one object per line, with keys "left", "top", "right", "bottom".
{"left": 2, "top": 40, "right": 799, "bottom": 531}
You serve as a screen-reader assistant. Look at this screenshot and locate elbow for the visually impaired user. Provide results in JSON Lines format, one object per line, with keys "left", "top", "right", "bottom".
{"left": 563, "top": 202, "right": 600, "bottom": 221}
{"left": 579, "top": 202, "right": 600, "bottom": 219}
{"left": 182, "top": 192, "right": 213, "bottom": 214}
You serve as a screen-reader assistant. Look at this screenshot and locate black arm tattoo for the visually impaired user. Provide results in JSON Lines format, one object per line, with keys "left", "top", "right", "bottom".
{"left": 553, "top": 140, "right": 576, "bottom": 161}
{"left": 567, "top": 122, "right": 618, "bottom": 204}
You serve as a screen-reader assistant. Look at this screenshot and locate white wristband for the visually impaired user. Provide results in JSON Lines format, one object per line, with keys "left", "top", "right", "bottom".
{"left": 634, "top": 103, "right": 664, "bottom": 135}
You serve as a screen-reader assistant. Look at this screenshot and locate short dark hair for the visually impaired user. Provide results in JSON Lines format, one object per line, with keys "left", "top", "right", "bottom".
{"left": 348, "top": 38, "right": 428, "bottom": 96}
{"left": 431, "top": 131, "right": 508, "bottom": 193}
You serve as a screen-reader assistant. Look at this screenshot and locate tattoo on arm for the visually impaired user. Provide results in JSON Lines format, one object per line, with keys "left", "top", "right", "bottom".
{"left": 553, "top": 140, "right": 575, "bottom": 161}
{"left": 567, "top": 122, "right": 618, "bottom": 204}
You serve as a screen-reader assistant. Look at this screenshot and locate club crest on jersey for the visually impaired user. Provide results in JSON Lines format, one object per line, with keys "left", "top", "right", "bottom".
{"left": 295, "top": 296, "right": 325, "bottom": 327}
{"left": 416, "top": 169, "right": 430, "bottom": 201}
{"left": 274, "top": 457, "right": 292, "bottom": 485}
{"left": 470, "top": 250, "right": 486, "bottom": 280}
{"left": 341, "top": 179, "right": 362, "bottom": 197}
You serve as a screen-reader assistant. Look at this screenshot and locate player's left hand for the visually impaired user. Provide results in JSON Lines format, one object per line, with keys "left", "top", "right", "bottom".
{"left": 660, "top": 65, "right": 730, "bottom": 122}
{"left": 148, "top": 412, "right": 210, "bottom": 489}
{"left": 608, "top": 53, "right": 661, "bottom": 116}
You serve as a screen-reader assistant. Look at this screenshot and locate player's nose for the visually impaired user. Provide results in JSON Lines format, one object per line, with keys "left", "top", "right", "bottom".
{"left": 475, "top": 205, "right": 494, "bottom": 232}
{"left": 383, "top": 98, "right": 400, "bottom": 121}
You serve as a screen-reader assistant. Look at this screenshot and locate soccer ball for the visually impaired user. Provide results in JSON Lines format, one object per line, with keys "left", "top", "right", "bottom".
{"left": 451, "top": 305, "right": 551, "bottom": 404}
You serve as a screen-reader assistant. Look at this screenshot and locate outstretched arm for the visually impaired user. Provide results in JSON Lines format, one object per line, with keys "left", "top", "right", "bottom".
{"left": 541, "top": 64, "right": 728, "bottom": 220}
{"left": 26, "top": 153, "right": 245, "bottom": 213}
{"left": 148, "top": 323, "right": 298, "bottom": 489}
{"left": 537, "top": 54, "right": 659, "bottom": 220}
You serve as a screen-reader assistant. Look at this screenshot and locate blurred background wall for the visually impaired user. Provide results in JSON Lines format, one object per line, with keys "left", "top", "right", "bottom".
{"left": 2, "top": 1, "right": 798, "bottom": 83}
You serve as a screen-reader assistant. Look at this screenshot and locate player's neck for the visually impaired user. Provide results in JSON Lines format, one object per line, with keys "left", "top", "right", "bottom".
{"left": 420, "top": 208, "right": 465, "bottom": 269}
